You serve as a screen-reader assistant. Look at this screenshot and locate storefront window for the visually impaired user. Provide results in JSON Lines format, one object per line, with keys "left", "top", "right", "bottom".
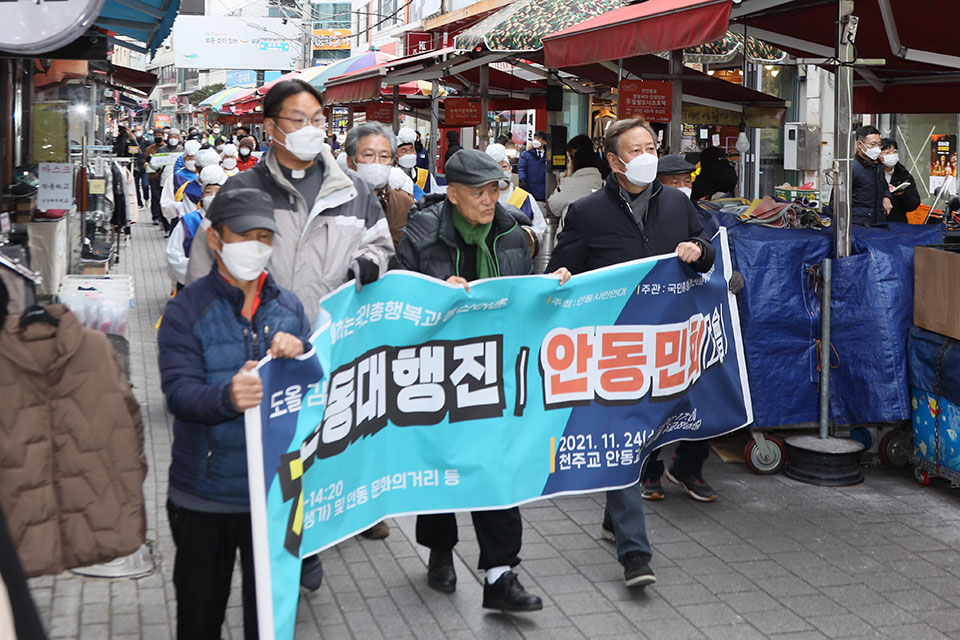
{"left": 884, "top": 113, "right": 959, "bottom": 206}
{"left": 755, "top": 63, "right": 800, "bottom": 197}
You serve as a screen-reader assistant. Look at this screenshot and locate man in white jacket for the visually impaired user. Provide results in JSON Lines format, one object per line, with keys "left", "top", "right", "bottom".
{"left": 165, "top": 165, "right": 228, "bottom": 289}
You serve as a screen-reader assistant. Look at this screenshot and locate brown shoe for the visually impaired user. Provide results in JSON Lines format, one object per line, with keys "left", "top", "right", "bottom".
{"left": 359, "top": 521, "right": 390, "bottom": 540}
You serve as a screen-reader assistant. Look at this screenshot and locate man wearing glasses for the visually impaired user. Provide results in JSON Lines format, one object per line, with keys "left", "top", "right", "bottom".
{"left": 186, "top": 80, "right": 393, "bottom": 322}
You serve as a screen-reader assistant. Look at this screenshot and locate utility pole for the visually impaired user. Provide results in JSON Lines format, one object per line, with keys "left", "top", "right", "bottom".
{"left": 301, "top": 0, "right": 313, "bottom": 70}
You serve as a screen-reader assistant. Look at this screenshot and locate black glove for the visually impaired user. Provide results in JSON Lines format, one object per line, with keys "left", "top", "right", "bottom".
{"left": 729, "top": 270, "right": 745, "bottom": 295}
{"left": 518, "top": 180, "right": 528, "bottom": 191}
{"left": 348, "top": 257, "right": 379, "bottom": 291}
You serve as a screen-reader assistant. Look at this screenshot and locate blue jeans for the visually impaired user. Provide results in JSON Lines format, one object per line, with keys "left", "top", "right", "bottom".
{"left": 605, "top": 483, "right": 652, "bottom": 563}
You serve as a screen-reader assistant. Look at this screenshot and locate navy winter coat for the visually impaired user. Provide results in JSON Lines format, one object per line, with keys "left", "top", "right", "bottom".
{"left": 158, "top": 266, "right": 311, "bottom": 507}
{"left": 518, "top": 148, "right": 548, "bottom": 201}
{"left": 547, "top": 173, "right": 715, "bottom": 274}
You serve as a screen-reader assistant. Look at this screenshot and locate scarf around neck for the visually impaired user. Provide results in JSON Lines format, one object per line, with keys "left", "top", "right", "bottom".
{"left": 452, "top": 205, "right": 498, "bottom": 279}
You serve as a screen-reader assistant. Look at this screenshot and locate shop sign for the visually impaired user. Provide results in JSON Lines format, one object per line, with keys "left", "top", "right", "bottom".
{"left": 929, "top": 134, "right": 957, "bottom": 194}
{"left": 681, "top": 106, "right": 786, "bottom": 129}
{"left": 405, "top": 32, "right": 432, "bottom": 56}
{"left": 365, "top": 102, "right": 394, "bottom": 123}
{"left": 38, "top": 163, "right": 74, "bottom": 211}
{"left": 444, "top": 98, "right": 482, "bottom": 127}
{"left": 173, "top": 16, "right": 300, "bottom": 70}
{"left": 168, "top": 95, "right": 179, "bottom": 105}
{"left": 0, "top": 0, "right": 105, "bottom": 55}
{"left": 155, "top": 114, "right": 172, "bottom": 128}
{"left": 618, "top": 80, "right": 672, "bottom": 123}
{"left": 331, "top": 106, "right": 349, "bottom": 131}
{"left": 226, "top": 70, "right": 257, "bottom": 87}
{"left": 313, "top": 29, "right": 351, "bottom": 51}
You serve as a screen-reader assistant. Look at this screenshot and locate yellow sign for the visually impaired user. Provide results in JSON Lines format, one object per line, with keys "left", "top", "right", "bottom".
{"left": 312, "top": 29, "right": 351, "bottom": 51}
{"left": 88, "top": 179, "right": 106, "bottom": 195}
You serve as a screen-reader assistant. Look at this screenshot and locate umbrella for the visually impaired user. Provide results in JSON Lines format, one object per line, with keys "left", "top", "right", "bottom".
{"left": 256, "top": 64, "right": 331, "bottom": 96}
{"left": 307, "top": 50, "right": 397, "bottom": 91}
{"left": 454, "top": 0, "right": 624, "bottom": 52}
{"left": 199, "top": 87, "right": 249, "bottom": 111}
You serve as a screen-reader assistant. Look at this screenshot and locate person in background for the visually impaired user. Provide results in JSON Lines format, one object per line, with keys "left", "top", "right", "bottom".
{"left": 344, "top": 122, "right": 415, "bottom": 245}
{"left": 236, "top": 137, "right": 259, "bottom": 172}
{"left": 879, "top": 138, "right": 921, "bottom": 223}
{"left": 166, "top": 165, "right": 228, "bottom": 289}
{"left": 235, "top": 126, "right": 257, "bottom": 149}
{"left": 160, "top": 139, "right": 202, "bottom": 230}
{"left": 391, "top": 149, "right": 572, "bottom": 612}
{"left": 485, "top": 143, "right": 546, "bottom": 246}
{"left": 158, "top": 188, "right": 313, "bottom": 640}
{"left": 547, "top": 118, "right": 715, "bottom": 589}
{"left": 208, "top": 124, "right": 228, "bottom": 149}
{"left": 134, "top": 125, "right": 150, "bottom": 209}
{"left": 547, "top": 134, "right": 605, "bottom": 230}
{"left": 518, "top": 130, "right": 548, "bottom": 202}
{"left": 443, "top": 130, "right": 463, "bottom": 166}
{"left": 397, "top": 127, "right": 443, "bottom": 199}
{"left": 221, "top": 144, "right": 240, "bottom": 177}
{"left": 691, "top": 146, "right": 738, "bottom": 201}
{"left": 845, "top": 125, "right": 892, "bottom": 225}
{"left": 415, "top": 130, "right": 430, "bottom": 170}
{"left": 145, "top": 130, "right": 173, "bottom": 228}
{"left": 174, "top": 147, "right": 221, "bottom": 214}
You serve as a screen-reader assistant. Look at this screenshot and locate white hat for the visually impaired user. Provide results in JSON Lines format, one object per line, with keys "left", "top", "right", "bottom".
{"left": 397, "top": 127, "right": 417, "bottom": 146}
{"left": 183, "top": 140, "right": 202, "bottom": 156}
{"left": 485, "top": 143, "right": 507, "bottom": 164}
{"left": 221, "top": 143, "right": 238, "bottom": 158}
{"left": 195, "top": 148, "right": 221, "bottom": 169}
{"left": 199, "top": 165, "right": 228, "bottom": 187}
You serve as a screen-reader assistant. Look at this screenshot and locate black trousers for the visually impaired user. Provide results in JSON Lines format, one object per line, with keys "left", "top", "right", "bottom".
{"left": 134, "top": 169, "right": 148, "bottom": 206}
{"left": 641, "top": 440, "right": 710, "bottom": 482}
{"left": 416, "top": 508, "right": 522, "bottom": 570}
{"left": 167, "top": 500, "right": 258, "bottom": 640}
{"left": 149, "top": 177, "right": 166, "bottom": 228}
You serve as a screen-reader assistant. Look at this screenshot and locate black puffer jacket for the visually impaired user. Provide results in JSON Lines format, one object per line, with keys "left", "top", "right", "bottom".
{"left": 390, "top": 194, "right": 533, "bottom": 279}
{"left": 882, "top": 161, "right": 921, "bottom": 223}
{"left": 547, "top": 173, "right": 715, "bottom": 275}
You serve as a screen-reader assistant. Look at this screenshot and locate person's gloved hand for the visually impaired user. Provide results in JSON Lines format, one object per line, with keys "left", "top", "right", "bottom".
{"left": 518, "top": 180, "right": 528, "bottom": 191}
{"left": 348, "top": 257, "right": 380, "bottom": 292}
{"left": 729, "top": 270, "right": 745, "bottom": 295}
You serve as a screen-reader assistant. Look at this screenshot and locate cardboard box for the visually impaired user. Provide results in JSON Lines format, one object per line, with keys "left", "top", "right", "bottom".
{"left": 81, "top": 261, "right": 108, "bottom": 275}
{"left": 915, "top": 245, "right": 960, "bottom": 341}
{"left": 774, "top": 186, "right": 821, "bottom": 211}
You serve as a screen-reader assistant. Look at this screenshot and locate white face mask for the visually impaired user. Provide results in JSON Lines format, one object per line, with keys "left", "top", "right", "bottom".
{"left": 397, "top": 153, "right": 418, "bottom": 169}
{"left": 135, "top": 131, "right": 142, "bottom": 138}
{"left": 618, "top": 153, "right": 658, "bottom": 187}
{"left": 201, "top": 195, "right": 215, "bottom": 210}
{"left": 215, "top": 145, "right": 225, "bottom": 153}
{"left": 355, "top": 161, "right": 392, "bottom": 190}
{"left": 532, "top": 140, "right": 542, "bottom": 149}
{"left": 499, "top": 169, "right": 512, "bottom": 190}
{"left": 184, "top": 159, "right": 197, "bottom": 172}
{"left": 213, "top": 127, "right": 221, "bottom": 135}
{"left": 861, "top": 143, "right": 881, "bottom": 161}
{"left": 218, "top": 238, "right": 272, "bottom": 282}
{"left": 275, "top": 124, "right": 326, "bottom": 161}
{"left": 222, "top": 157, "right": 237, "bottom": 170}
{"left": 168, "top": 137, "right": 179, "bottom": 147}
{"left": 239, "top": 147, "right": 251, "bottom": 157}
{"left": 882, "top": 153, "right": 899, "bottom": 168}
{"left": 678, "top": 186, "right": 693, "bottom": 198}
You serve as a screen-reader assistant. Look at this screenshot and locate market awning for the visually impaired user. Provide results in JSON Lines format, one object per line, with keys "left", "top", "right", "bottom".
{"left": 94, "top": 0, "right": 182, "bottom": 55}
{"left": 111, "top": 64, "right": 157, "bottom": 94}
{"left": 543, "top": 0, "right": 732, "bottom": 68}
{"left": 455, "top": 0, "right": 624, "bottom": 53}
{"left": 684, "top": 32, "right": 786, "bottom": 65}
{"left": 730, "top": 0, "right": 960, "bottom": 110}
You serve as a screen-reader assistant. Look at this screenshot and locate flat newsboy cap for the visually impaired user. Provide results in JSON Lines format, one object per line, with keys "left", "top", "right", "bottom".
{"left": 206, "top": 188, "right": 280, "bottom": 235}
{"left": 444, "top": 148, "right": 504, "bottom": 187}
{"left": 657, "top": 154, "right": 696, "bottom": 176}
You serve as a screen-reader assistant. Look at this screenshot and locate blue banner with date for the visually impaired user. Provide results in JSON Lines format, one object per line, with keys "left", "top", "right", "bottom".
{"left": 245, "top": 228, "right": 753, "bottom": 639}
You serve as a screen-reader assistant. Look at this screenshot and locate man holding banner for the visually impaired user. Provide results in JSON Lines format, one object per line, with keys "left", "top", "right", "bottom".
{"left": 391, "top": 149, "right": 570, "bottom": 611}
{"left": 547, "top": 118, "right": 715, "bottom": 587}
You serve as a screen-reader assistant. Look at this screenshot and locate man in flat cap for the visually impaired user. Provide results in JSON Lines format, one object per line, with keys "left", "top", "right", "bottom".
{"left": 158, "top": 188, "right": 313, "bottom": 640}
{"left": 390, "top": 149, "right": 571, "bottom": 611}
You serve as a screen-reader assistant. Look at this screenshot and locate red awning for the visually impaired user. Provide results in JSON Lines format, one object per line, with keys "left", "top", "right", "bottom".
{"left": 111, "top": 64, "right": 157, "bottom": 93}
{"left": 543, "top": 0, "right": 732, "bottom": 68}
{"left": 324, "top": 76, "right": 384, "bottom": 103}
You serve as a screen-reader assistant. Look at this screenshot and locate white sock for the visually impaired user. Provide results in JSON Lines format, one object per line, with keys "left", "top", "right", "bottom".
{"left": 486, "top": 565, "right": 510, "bottom": 584}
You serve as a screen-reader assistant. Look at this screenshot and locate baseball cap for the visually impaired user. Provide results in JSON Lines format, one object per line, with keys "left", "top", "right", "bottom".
{"left": 206, "top": 188, "right": 280, "bottom": 235}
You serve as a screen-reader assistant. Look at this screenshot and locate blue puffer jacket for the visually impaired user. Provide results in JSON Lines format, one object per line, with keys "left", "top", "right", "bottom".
{"left": 518, "top": 148, "right": 548, "bottom": 201}
{"left": 157, "top": 265, "right": 311, "bottom": 507}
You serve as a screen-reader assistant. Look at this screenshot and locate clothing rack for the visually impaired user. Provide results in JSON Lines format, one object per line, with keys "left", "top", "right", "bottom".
{"left": 0, "top": 250, "right": 42, "bottom": 285}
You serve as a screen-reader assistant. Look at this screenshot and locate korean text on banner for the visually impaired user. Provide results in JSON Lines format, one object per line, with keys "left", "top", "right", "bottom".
{"left": 38, "top": 163, "right": 74, "bottom": 211}
{"left": 618, "top": 80, "right": 672, "bottom": 123}
{"left": 246, "top": 228, "right": 753, "bottom": 640}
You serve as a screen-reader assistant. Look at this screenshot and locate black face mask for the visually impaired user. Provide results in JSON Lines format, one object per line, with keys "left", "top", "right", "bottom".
{"left": 154, "top": 138, "right": 164, "bottom": 146}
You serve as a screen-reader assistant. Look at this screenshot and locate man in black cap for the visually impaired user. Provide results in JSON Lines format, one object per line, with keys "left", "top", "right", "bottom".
{"left": 158, "top": 188, "right": 314, "bottom": 640}
{"left": 390, "top": 149, "right": 571, "bottom": 611}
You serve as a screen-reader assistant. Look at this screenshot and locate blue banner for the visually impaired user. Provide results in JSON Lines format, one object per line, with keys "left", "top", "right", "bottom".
{"left": 245, "top": 228, "right": 753, "bottom": 639}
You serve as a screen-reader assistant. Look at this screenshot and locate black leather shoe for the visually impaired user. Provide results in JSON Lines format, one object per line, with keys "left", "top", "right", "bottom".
{"left": 427, "top": 549, "right": 456, "bottom": 593}
{"left": 300, "top": 555, "right": 323, "bottom": 592}
{"left": 482, "top": 571, "right": 543, "bottom": 612}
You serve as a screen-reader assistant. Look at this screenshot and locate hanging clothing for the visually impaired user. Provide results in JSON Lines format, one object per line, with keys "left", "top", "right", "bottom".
{"left": 0, "top": 306, "right": 146, "bottom": 577}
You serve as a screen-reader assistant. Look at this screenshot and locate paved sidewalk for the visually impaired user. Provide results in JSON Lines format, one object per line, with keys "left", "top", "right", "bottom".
{"left": 28, "top": 222, "right": 960, "bottom": 639}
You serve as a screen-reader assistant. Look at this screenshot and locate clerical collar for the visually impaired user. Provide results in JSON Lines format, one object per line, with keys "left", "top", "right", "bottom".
{"left": 291, "top": 169, "right": 305, "bottom": 179}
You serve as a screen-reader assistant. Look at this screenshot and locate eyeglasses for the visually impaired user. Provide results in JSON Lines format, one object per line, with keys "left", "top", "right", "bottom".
{"left": 271, "top": 114, "right": 327, "bottom": 130}
{"left": 358, "top": 150, "right": 393, "bottom": 163}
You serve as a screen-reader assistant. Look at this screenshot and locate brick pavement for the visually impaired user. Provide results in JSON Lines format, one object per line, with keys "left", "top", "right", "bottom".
{"left": 28, "top": 221, "right": 960, "bottom": 639}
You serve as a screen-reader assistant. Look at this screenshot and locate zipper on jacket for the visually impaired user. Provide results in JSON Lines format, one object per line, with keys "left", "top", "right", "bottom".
{"left": 263, "top": 324, "right": 271, "bottom": 356}
{"left": 251, "top": 322, "right": 260, "bottom": 360}
{"left": 243, "top": 327, "right": 251, "bottom": 361}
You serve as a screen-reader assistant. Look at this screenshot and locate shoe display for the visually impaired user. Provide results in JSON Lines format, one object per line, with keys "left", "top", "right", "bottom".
{"left": 622, "top": 552, "right": 656, "bottom": 588}
{"left": 300, "top": 555, "right": 324, "bottom": 592}
{"left": 641, "top": 479, "right": 665, "bottom": 500}
{"left": 426, "top": 549, "right": 456, "bottom": 593}
{"left": 665, "top": 467, "right": 718, "bottom": 502}
{"left": 482, "top": 571, "right": 543, "bottom": 612}
{"left": 601, "top": 512, "right": 616, "bottom": 542}
{"left": 359, "top": 521, "right": 390, "bottom": 540}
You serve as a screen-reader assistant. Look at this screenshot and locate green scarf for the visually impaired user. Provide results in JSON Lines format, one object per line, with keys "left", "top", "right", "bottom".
{"left": 452, "top": 205, "right": 499, "bottom": 279}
